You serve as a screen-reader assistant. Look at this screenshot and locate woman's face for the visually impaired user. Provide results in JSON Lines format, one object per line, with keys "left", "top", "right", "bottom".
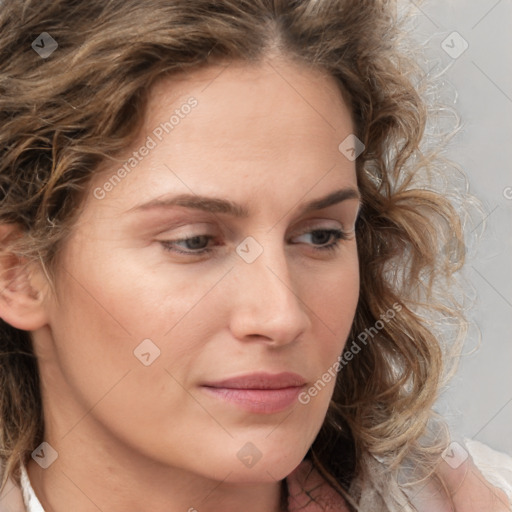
{"left": 34, "top": 56, "right": 361, "bottom": 484}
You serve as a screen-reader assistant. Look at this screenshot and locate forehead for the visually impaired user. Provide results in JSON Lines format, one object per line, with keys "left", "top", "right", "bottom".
{"left": 142, "top": 58, "right": 355, "bottom": 174}
{"left": 85, "top": 57, "right": 358, "bottom": 219}
{"left": 145, "top": 57, "right": 354, "bottom": 140}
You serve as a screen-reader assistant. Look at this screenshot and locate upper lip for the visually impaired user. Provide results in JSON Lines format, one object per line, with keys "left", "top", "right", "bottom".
{"left": 202, "top": 372, "right": 307, "bottom": 390}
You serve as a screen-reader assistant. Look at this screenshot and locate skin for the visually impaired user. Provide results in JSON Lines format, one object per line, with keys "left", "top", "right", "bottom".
{"left": 0, "top": 55, "right": 507, "bottom": 512}
{"left": 434, "top": 457, "right": 511, "bottom": 511}
{"left": 3, "top": 56, "right": 362, "bottom": 512}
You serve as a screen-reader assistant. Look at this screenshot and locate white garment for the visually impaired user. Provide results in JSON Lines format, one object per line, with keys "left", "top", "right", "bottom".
{"left": 19, "top": 464, "right": 44, "bottom": 512}
{"left": 18, "top": 438, "right": 512, "bottom": 512}
{"left": 464, "top": 438, "right": 512, "bottom": 506}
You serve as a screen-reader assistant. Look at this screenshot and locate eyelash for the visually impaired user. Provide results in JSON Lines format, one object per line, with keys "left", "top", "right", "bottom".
{"left": 159, "top": 229, "right": 351, "bottom": 256}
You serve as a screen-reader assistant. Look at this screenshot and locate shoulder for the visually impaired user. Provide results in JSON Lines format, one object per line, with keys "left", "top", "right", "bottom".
{"left": 435, "top": 439, "right": 512, "bottom": 512}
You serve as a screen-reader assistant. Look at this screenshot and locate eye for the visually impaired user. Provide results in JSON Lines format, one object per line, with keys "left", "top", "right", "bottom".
{"left": 159, "top": 228, "right": 352, "bottom": 257}
{"left": 292, "top": 228, "right": 352, "bottom": 253}
{"left": 160, "top": 234, "right": 215, "bottom": 255}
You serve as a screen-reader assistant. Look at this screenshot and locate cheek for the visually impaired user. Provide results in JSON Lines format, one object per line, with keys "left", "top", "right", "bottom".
{"left": 308, "top": 259, "right": 359, "bottom": 348}
{"left": 292, "top": 258, "right": 359, "bottom": 411}
{"left": 46, "top": 267, "right": 203, "bottom": 455}
{"left": 47, "top": 244, "right": 220, "bottom": 401}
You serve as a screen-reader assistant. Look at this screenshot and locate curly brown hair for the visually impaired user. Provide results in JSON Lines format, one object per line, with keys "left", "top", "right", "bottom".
{"left": 0, "top": 0, "right": 472, "bottom": 510}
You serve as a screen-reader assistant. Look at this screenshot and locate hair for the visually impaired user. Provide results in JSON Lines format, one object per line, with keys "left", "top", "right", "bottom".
{"left": 0, "top": 0, "right": 479, "bottom": 510}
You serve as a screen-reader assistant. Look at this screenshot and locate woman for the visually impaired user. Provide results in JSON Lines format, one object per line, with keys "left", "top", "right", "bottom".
{"left": 0, "top": 0, "right": 510, "bottom": 511}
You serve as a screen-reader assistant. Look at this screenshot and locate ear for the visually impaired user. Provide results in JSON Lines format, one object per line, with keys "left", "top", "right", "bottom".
{"left": 0, "top": 223, "right": 50, "bottom": 331}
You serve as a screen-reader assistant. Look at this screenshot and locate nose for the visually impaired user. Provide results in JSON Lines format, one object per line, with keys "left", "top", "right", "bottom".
{"left": 228, "top": 239, "right": 312, "bottom": 346}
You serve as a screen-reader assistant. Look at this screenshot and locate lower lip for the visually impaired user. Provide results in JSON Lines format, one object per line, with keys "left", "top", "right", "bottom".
{"left": 201, "top": 386, "right": 304, "bottom": 414}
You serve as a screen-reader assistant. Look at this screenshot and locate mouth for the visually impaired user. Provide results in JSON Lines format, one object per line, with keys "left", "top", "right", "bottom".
{"left": 200, "top": 372, "right": 307, "bottom": 414}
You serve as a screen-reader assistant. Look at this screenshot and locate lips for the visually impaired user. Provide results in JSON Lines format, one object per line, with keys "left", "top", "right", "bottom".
{"left": 200, "top": 372, "right": 307, "bottom": 414}
{"left": 202, "top": 372, "right": 307, "bottom": 390}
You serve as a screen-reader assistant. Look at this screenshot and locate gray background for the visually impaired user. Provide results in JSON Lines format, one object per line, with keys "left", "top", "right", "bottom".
{"left": 403, "top": 0, "right": 512, "bottom": 456}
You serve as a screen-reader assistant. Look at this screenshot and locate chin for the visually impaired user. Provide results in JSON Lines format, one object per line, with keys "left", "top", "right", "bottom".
{"left": 221, "top": 446, "right": 308, "bottom": 484}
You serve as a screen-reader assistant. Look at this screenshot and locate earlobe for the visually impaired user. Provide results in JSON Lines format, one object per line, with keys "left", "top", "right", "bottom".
{"left": 0, "top": 224, "right": 49, "bottom": 331}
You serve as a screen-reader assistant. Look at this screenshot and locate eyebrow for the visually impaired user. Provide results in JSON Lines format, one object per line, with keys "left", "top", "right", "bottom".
{"left": 127, "top": 187, "right": 361, "bottom": 217}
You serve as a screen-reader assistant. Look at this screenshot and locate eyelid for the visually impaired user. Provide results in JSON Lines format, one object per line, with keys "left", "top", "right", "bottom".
{"left": 161, "top": 214, "right": 354, "bottom": 239}
{"left": 161, "top": 218, "right": 350, "bottom": 237}
{"left": 296, "top": 217, "right": 354, "bottom": 233}
{"left": 156, "top": 222, "right": 216, "bottom": 236}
